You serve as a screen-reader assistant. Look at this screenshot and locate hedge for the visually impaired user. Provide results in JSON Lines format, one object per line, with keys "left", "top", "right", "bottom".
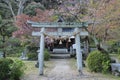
{"left": 86, "top": 50, "right": 111, "bottom": 73}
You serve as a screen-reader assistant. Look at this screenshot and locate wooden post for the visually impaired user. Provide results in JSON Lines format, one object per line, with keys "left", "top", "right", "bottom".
{"left": 75, "top": 28, "right": 83, "bottom": 74}
{"left": 38, "top": 28, "right": 45, "bottom": 75}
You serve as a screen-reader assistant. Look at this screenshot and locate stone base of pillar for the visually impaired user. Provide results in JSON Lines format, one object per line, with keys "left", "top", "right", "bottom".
{"left": 78, "top": 70, "right": 83, "bottom": 75}
{"left": 39, "top": 73, "right": 44, "bottom": 75}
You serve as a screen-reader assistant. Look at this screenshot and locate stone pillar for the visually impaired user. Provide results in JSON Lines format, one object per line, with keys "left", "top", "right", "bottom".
{"left": 75, "top": 28, "right": 82, "bottom": 74}
{"left": 39, "top": 28, "right": 45, "bottom": 75}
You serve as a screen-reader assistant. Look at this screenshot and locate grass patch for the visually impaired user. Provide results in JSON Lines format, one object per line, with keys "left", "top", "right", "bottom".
{"left": 103, "top": 74, "right": 120, "bottom": 80}
{"left": 23, "top": 61, "right": 38, "bottom": 74}
{"left": 69, "top": 58, "right": 77, "bottom": 70}
{"left": 7, "top": 57, "right": 54, "bottom": 75}
{"left": 23, "top": 60, "right": 54, "bottom": 75}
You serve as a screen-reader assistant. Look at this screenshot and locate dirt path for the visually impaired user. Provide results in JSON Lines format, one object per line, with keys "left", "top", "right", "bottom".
{"left": 22, "top": 59, "right": 118, "bottom": 80}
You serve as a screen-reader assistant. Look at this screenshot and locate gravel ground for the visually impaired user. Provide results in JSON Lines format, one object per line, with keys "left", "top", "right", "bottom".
{"left": 21, "top": 59, "right": 119, "bottom": 80}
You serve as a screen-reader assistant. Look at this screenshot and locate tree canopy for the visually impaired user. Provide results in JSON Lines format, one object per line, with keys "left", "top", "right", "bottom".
{"left": 0, "top": 0, "right": 120, "bottom": 53}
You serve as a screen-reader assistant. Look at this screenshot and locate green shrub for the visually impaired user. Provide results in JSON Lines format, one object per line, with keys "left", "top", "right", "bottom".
{"left": 10, "top": 59, "right": 25, "bottom": 80}
{"left": 27, "top": 49, "right": 50, "bottom": 61}
{"left": 86, "top": 50, "right": 110, "bottom": 73}
{"left": 44, "top": 49, "right": 50, "bottom": 61}
{"left": 27, "top": 52, "right": 38, "bottom": 60}
{"left": 0, "top": 58, "right": 13, "bottom": 80}
{"left": 0, "top": 58, "right": 25, "bottom": 80}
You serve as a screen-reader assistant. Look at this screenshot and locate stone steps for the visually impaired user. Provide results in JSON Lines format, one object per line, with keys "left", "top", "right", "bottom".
{"left": 50, "top": 53, "right": 70, "bottom": 59}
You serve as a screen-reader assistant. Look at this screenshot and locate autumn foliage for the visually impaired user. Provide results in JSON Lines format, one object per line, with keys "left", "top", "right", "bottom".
{"left": 12, "top": 0, "right": 120, "bottom": 42}
{"left": 87, "top": 0, "right": 120, "bottom": 41}
{"left": 13, "top": 14, "right": 31, "bottom": 38}
{"left": 13, "top": 9, "right": 53, "bottom": 38}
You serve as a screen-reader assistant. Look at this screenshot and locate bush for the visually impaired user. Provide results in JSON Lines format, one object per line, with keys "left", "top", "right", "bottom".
{"left": 0, "top": 58, "right": 25, "bottom": 80}
{"left": 0, "top": 58, "right": 13, "bottom": 80}
{"left": 27, "top": 52, "right": 38, "bottom": 60}
{"left": 44, "top": 49, "right": 50, "bottom": 61}
{"left": 86, "top": 50, "right": 110, "bottom": 73}
{"left": 10, "top": 59, "right": 25, "bottom": 80}
{"left": 27, "top": 49, "right": 50, "bottom": 61}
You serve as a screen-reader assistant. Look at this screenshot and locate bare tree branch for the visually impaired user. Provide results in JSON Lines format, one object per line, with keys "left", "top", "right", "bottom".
{"left": 4, "top": 0, "right": 16, "bottom": 21}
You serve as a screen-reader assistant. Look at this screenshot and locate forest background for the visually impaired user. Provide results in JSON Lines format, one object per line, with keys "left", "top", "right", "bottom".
{"left": 0, "top": 0, "right": 120, "bottom": 58}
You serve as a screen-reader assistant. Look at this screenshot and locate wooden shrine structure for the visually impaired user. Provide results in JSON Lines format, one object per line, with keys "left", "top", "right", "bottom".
{"left": 27, "top": 20, "right": 89, "bottom": 75}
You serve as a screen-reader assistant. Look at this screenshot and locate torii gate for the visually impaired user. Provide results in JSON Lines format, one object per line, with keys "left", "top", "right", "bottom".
{"left": 27, "top": 21, "right": 89, "bottom": 75}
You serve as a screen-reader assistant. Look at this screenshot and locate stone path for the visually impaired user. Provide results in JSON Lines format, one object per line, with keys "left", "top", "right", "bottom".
{"left": 22, "top": 59, "right": 118, "bottom": 80}
{"left": 40, "top": 59, "right": 78, "bottom": 80}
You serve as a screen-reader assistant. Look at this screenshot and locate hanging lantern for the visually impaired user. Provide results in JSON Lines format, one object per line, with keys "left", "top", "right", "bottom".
{"left": 68, "top": 38, "right": 71, "bottom": 42}
{"left": 59, "top": 40, "right": 62, "bottom": 44}
{"left": 50, "top": 38, "right": 54, "bottom": 42}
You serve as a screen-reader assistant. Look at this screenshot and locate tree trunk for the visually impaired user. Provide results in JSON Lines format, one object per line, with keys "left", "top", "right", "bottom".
{"left": 2, "top": 36, "right": 6, "bottom": 58}
{"left": 85, "top": 28, "right": 108, "bottom": 53}
{"left": 17, "top": 0, "right": 27, "bottom": 15}
{"left": 4, "top": 0, "right": 16, "bottom": 21}
{"left": 4, "top": 0, "right": 27, "bottom": 21}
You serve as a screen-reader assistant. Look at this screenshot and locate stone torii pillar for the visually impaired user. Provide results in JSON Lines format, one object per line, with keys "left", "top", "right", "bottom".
{"left": 75, "top": 28, "right": 83, "bottom": 74}
{"left": 39, "top": 28, "right": 45, "bottom": 75}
